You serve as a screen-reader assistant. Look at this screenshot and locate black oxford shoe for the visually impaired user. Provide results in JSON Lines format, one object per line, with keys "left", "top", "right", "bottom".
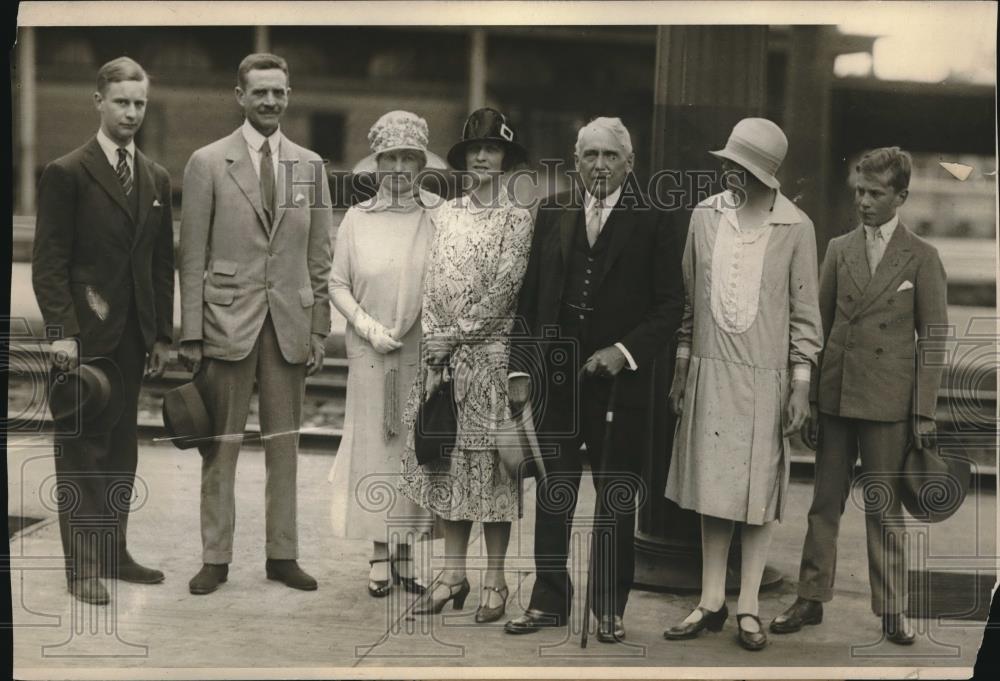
{"left": 596, "top": 614, "right": 626, "bottom": 643}
{"left": 504, "top": 609, "right": 565, "bottom": 634}
{"left": 770, "top": 597, "right": 823, "bottom": 634}
{"left": 189, "top": 563, "right": 229, "bottom": 595}
{"left": 68, "top": 577, "right": 110, "bottom": 605}
{"left": 883, "top": 613, "right": 915, "bottom": 645}
{"left": 266, "top": 559, "right": 318, "bottom": 591}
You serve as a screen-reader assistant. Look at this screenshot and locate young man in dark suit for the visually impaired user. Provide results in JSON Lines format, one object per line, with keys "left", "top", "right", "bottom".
{"left": 770, "top": 147, "right": 949, "bottom": 644}
{"left": 504, "top": 118, "right": 686, "bottom": 642}
{"left": 32, "top": 57, "right": 175, "bottom": 604}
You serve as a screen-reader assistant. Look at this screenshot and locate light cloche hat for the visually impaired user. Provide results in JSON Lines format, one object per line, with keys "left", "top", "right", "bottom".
{"left": 709, "top": 117, "right": 788, "bottom": 189}
{"left": 352, "top": 110, "right": 448, "bottom": 174}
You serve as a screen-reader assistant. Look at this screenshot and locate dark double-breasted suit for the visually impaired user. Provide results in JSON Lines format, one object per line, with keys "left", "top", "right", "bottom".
{"left": 511, "top": 186, "right": 685, "bottom": 621}
{"left": 32, "top": 136, "right": 174, "bottom": 579}
{"left": 797, "top": 222, "right": 949, "bottom": 615}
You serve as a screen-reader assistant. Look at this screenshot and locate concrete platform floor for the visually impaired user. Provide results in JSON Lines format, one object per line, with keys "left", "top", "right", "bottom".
{"left": 6, "top": 437, "right": 994, "bottom": 678}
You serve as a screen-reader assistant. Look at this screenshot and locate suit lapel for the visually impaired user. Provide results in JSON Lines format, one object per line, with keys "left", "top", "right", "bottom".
{"left": 224, "top": 130, "right": 269, "bottom": 233}
{"left": 131, "top": 149, "right": 157, "bottom": 247}
{"left": 859, "top": 223, "right": 914, "bottom": 313}
{"left": 558, "top": 205, "right": 578, "bottom": 267}
{"left": 842, "top": 227, "right": 871, "bottom": 294}
{"left": 81, "top": 138, "right": 132, "bottom": 220}
{"left": 595, "top": 200, "right": 632, "bottom": 291}
{"left": 269, "top": 140, "right": 295, "bottom": 239}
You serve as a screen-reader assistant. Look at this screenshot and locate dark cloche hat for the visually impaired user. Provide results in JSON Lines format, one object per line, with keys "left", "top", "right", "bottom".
{"left": 447, "top": 107, "right": 528, "bottom": 170}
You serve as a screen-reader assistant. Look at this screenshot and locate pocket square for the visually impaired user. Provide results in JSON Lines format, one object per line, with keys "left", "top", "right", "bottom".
{"left": 294, "top": 192, "right": 306, "bottom": 205}
{"left": 896, "top": 280, "right": 914, "bottom": 292}
{"left": 152, "top": 199, "right": 162, "bottom": 207}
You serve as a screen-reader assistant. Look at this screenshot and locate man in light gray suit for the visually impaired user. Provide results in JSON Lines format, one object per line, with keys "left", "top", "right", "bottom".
{"left": 770, "top": 147, "right": 949, "bottom": 644}
{"left": 178, "top": 53, "right": 333, "bottom": 595}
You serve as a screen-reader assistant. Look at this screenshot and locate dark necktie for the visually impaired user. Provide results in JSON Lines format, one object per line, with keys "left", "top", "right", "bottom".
{"left": 259, "top": 140, "right": 275, "bottom": 225}
{"left": 116, "top": 147, "right": 133, "bottom": 196}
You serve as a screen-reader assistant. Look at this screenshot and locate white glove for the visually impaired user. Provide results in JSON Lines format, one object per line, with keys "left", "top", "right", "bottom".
{"left": 354, "top": 310, "right": 402, "bottom": 354}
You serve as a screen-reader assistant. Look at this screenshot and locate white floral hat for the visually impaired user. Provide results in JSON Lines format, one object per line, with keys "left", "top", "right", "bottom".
{"left": 352, "top": 110, "right": 448, "bottom": 173}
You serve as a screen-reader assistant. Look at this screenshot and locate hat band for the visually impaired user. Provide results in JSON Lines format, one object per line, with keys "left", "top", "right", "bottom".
{"left": 725, "top": 136, "right": 782, "bottom": 174}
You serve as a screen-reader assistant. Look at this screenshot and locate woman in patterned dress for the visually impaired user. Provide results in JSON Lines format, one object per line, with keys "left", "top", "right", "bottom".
{"left": 662, "top": 119, "right": 822, "bottom": 650}
{"left": 328, "top": 111, "right": 445, "bottom": 598}
{"left": 398, "top": 108, "right": 533, "bottom": 624}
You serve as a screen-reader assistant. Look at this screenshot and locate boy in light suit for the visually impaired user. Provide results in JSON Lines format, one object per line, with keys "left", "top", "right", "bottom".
{"left": 770, "top": 147, "right": 948, "bottom": 644}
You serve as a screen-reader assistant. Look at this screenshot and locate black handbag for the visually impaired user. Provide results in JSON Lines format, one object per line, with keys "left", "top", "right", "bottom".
{"left": 413, "top": 378, "right": 458, "bottom": 465}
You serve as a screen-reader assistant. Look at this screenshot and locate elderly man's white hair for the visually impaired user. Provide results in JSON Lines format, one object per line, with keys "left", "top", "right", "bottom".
{"left": 575, "top": 117, "right": 633, "bottom": 156}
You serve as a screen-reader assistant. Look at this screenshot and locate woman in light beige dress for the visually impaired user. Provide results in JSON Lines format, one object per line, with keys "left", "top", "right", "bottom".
{"left": 662, "top": 118, "right": 822, "bottom": 651}
{"left": 328, "top": 111, "right": 446, "bottom": 598}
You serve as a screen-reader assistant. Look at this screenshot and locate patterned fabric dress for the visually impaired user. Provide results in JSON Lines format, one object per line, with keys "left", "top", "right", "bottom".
{"left": 398, "top": 191, "right": 533, "bottom": 522}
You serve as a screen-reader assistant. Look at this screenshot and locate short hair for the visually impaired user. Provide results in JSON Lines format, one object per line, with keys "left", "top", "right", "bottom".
{"left": 575, "top": 117, "right": 633, "bottom": 157}
{"left": 237, "top": 53, "right": 289, "bottom": 89}
{"left": 96, "top": 57, "right": 148, "bottom": 94}
{"left": 856, "top": 146, "right": 912, "bottom": 192}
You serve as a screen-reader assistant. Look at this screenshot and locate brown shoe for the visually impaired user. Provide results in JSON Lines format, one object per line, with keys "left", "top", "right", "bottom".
{"left": 189, "top": 563, "right": 229, "bottom": 595}
{"left": 769, "top": 597, "right": 823, "bottom": 634}
{"left": 883, "top": 613, "right": 915, "bottom": 645}
{"left": 68, "top": 577, "right": 110, "bottom": 605}
{"left": 265, "top": 559, "right": 317, "bottom": 591}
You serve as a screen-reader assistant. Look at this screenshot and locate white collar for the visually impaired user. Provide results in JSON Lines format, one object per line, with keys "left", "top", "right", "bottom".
{"left": 585, "top": 185, "right": 622, "bottom": 212}
{"left": 864, "top": 214, "right": 899, "bottom": 241}
{"left": 96, "top": 127, "right": 135, "bottom": 167}
{"left": 241, "top": 119, "right": 282, "bottom": 154}
{"left": 713, "top": 190, "right": 801, "bottom": 229}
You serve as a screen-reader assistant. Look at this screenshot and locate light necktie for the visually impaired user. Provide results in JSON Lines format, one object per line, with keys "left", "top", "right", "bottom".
{"left": 866, "top": 226, "right": 885, "bottom": 275}
{"left": 259, "top": 139, "right": 275, "bottom": 225}
{"left": 116, "top": 147, "right": 133, "bottom": 196}
{"left": 586, "top": 199, "right": 604, "bottom": 248}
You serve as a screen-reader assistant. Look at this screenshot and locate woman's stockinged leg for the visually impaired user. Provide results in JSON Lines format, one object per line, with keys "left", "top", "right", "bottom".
{"left": 482, "top": 521, "right": 511, "bottom": 607}
{"left": 735, "top": 520, "right": 776, "bottom": 632}
{"left": 682, "top": 514, "right": 734, "bottom": 625}
{"left": 440, "top": 518, "right": 473, "bottom": 584}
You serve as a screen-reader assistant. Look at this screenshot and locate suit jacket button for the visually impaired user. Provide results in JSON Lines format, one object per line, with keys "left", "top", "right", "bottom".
{"left": 887, "top": 298, "right": 894, "bottom": 304}
{"left": 879, "top": 322, "right": 887, "bottom": 330}
{"left": 850, "top": 318, "right": 857, "bottom": 325}
{"left": 875, "top": 348, "right": 883, "bottom": 355}
{"left": 846, "top": 294, "right": 854, "bottom": 302}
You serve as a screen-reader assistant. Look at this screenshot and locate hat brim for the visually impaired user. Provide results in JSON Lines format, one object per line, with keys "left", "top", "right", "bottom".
{"left": 162, "top": 381, "right": 213, "bottom": 451}
{"left": 709, "top": 149, "right": 780, "bottom": 189}
{"left": 447, "top": 138, "right": 528, "bottom": 171}
{"left": 352, "top": 147, "right": 448, "bottom": 174}
{"left": 49, "top": 356, "right": 124, "bottom": 434}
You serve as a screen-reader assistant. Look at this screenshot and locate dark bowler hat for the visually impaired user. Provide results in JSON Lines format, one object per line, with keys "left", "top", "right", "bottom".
{"left": 899, "top": 441, "right": 971, "bottom": 523}
{"left": 447, "top": 107, "right": 528, "bottom": 170}
{"left": 48, "top": 356, "right": 124, "bottom": 434}
{"left": 162, "top": 381, "right": 212, "bottom": 451}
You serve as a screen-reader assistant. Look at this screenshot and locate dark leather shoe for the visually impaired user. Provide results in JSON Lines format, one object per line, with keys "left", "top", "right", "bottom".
{"left": 474, "top": 585, "right": 509, "bottom": 624}
{"left": 737, "top": 613, "right": 768, "bottom": 651}
{"left": 504, "top": 608, "right": 565, "bottom": 634}
{"left": 770, "top": 597, "right": 823, "bottom": 634}
{"left": 189, "top": 563, "right": 229, "bottom": 595}
{"left": 266, "top": 559, "right": 318, "bottom": 591}
{"left": 68, "top": 577, "right": 109, "bottom": 605}
{"left": 663, "top": 604, "right": 729, "bottom": 640}
{"left": 106, "top": 559, "right": 165, "bottom": 584}
{"left": 596, "top": 614, "right": 626, "bottom": 643}
{"left": 883, "top": 613, "right": 915, "bottom": 645}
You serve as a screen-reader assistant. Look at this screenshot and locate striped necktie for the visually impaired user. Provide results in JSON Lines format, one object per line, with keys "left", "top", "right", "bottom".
{"left": 116, "top": 147, "right": 133, "bottom": 196}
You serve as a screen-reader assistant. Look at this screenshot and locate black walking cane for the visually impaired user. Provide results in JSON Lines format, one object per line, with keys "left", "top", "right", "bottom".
{"left": 581, "top": 371, "right": 619, "bottom": 648}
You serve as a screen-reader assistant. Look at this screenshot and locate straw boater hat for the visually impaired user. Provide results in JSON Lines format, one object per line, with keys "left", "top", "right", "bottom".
{"left": 709, "top": 117, "right": 788, "bottom": 189}
{"left": 352, "top": 110, "right": 447, "bottom": 174}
